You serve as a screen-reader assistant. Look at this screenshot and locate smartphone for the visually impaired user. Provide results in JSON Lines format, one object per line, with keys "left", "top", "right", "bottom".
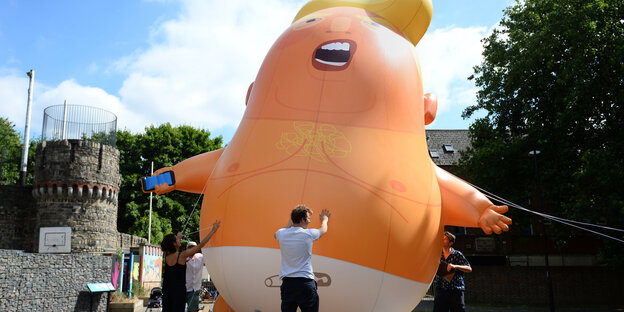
{"left": 141, "top": 171, "right": 176, "bottom": 192}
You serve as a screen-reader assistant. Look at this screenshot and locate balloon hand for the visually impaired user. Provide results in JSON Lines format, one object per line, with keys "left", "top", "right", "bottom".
{"left": 478, "top": 205, "right": 512, "bottom": 234}
{"left": 152, "top": 167, "right": 176, "bottom": 195}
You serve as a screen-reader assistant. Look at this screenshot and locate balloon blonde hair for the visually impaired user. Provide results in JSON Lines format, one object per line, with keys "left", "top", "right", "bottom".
{"left": 293, "top": 0, "right": 433, "bottom": 46}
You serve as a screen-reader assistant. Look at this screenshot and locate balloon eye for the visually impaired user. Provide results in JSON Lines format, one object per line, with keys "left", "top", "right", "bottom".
{"left": 361, "top": 19, "right": 381, "bottom": 29}
{"left": 294, "top": 16, "right": 324, "bottom": 30}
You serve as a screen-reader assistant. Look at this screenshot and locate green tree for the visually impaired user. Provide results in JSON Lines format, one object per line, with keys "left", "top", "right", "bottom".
{"left": 128, "top": 209, "right": 172, "bottom": 246}
{"left": 461, "top": 0, "right": 624, "bottom": 263}
{"left": 117, "top": 123, "right": 223, "bottom": 245}
{"left": 0, "top": 117, "right": 37, "bottom": 184}
{"left": 0, "top": 117, "right": 22, "bottom": 183}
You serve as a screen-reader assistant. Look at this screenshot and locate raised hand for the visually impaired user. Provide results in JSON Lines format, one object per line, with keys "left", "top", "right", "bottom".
{"left": 211, "top": 220, "right": 221, "bottom": 233}
{"left": 320, "top": 209, "right": 331, "bottom": 222}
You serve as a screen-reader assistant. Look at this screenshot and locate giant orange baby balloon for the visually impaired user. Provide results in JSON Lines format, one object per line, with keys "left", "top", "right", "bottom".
{"left": 144, "top": 0, "right": 512, "bottom": 311}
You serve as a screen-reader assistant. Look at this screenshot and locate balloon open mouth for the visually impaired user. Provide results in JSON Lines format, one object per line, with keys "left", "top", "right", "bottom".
{"left": 312, "top": 39, "right": 356, "bottom": 71}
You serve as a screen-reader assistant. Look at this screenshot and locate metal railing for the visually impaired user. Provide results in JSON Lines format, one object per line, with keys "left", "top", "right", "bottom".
{"left": 41, "top": 104, "right": 117, "bottom": 146}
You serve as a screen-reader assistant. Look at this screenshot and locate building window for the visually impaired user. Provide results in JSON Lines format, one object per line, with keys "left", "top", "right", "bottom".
{"left": 443, "top": 144, "right": 455, "bottom": 153}
{"left": 429, "top": 150, "right": 440, "bottom": 158}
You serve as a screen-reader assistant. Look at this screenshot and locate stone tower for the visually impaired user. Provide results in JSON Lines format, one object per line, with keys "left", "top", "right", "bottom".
{"left": 32, "top": 139, "right": 121, "bottom": 253}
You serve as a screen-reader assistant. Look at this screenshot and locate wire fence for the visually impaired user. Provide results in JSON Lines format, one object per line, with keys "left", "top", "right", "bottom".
{"left": 41, "top": 104, "right": 117, "bottom": 146}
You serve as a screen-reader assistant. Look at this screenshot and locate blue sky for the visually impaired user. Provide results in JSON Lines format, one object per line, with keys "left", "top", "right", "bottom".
{"left": 0, "top": 0, "right": 515, "bottom": 143}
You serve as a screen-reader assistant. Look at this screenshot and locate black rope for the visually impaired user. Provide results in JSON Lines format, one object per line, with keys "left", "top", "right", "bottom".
{"left": 465, "top": 181, "right": 624, "bottom": 243}
{"left": 169, "top": 168, "right": 624, "bottom": 243}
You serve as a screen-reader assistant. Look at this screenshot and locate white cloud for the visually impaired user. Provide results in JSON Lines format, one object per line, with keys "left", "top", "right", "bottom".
{"left": 116, "top": 1, "right": 498, "bottom": 135}
{"left": 417, "top": 25, "right": 489, "bottom": 118}
{"left": 0, "top": 69, "right": 33, "bottom": 131}
{"left": 0, "top": 77, "right": 147, "bottom": 137}
{"left": 2, "top": 0, "right": 307, "bottom": 140}
{"left": 0, "top": 72, "right": 143, "bottom": 139}
{"left": 37, "top": 80, "right": 143, "bottom": 130}
{"left": 1, "top": 1, "right": 500, "bottom": 139}
{"left": 114, "top": 0, "right": 306, "bottom": 136}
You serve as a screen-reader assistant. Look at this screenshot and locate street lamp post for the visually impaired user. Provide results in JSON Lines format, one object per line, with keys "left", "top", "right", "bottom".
{"left": 529, "top": 149, "right": 555, "bottom": 312}
{"left": 19, "top": 69, "right": 35, "bottom": 185}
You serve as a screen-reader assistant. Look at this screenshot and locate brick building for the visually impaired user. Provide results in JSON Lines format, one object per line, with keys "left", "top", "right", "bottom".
{"left": 426, "top": 129, "right": 602, "bottom": 267}
{"left": 424, "top": 129, "right": 622, "bottom": 307}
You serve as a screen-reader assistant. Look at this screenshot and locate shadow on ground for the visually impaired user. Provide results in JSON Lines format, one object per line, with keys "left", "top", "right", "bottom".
{"left": 412, "top": 298, "right": 623, "bottom": 312}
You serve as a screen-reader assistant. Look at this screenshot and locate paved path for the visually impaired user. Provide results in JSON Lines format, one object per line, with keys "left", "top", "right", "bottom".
{"left": 413, "top": 298, "right": 622, "bottom": 312}
{"left": 148, "top": 299, "right": 621, "bottom": 312}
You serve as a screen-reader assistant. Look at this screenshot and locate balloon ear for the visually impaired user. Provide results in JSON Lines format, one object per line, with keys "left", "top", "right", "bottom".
{"left": 424, "top": 93, "right": 437, "bottom": 125}
{"left": 245, "top": 82, "right": 254, "bottom": 106}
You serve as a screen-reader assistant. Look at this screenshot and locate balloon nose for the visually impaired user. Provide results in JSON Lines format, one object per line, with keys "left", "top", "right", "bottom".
{"left": 331, "top": 17, "right": 351, "bottom": 32}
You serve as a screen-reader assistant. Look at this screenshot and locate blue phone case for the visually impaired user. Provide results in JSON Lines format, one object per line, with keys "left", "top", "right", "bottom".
{"left": 142, "top": 171, "right": 175, "bottom": 192}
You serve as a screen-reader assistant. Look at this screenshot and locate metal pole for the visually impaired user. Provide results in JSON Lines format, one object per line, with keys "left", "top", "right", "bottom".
{"left": 19, "top": 69, "right": 35, "bottom": 185}
{"left": 62, "top": 99, "right": 68, "bottom": 140}
{"left": 148, "top": 161, "right": 153, "bottom": 244}
{"left": 531, "top": 150, "right": 555, "bottom": 312}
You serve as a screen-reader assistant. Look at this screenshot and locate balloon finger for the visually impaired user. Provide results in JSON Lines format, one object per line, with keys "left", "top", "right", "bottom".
{"left": 491, "top": 224, "right": 502, "bottom": 234}
{"left": 497, "top": 221, "right": 509, "bottom": 231}
{"left": 481, "top": 224, "right": 493, "bottom": 235}
{"left": 494, "top": 205, "right": 508, "bottom": 214}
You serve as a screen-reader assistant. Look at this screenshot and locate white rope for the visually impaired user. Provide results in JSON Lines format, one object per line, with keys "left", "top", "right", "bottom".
{"left": 180, "top": 178, "right": 211, "bottom": 236}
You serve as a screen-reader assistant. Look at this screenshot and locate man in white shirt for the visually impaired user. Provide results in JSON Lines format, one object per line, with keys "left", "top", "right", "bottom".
{"left": 275, "top": 204, "right": 330, "bottom": 312}
{"left": 185, "top": 241, "right": 203, "bottom": 312}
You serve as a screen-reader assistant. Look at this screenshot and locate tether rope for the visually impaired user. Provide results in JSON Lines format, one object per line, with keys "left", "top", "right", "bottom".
{"left": 171, "top": 169, "right": 624, "bottom": 243}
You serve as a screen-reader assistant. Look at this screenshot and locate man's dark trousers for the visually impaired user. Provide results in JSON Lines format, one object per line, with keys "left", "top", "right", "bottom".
{"left": 433, "top": 288, "right": 466, "bottom": 312}
{"left": 280, "top": 277, "right": 319, "bottom": 312}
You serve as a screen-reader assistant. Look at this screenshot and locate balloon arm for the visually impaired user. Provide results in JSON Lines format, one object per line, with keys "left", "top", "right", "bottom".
{"left": 153, "top": 148, "right": 225, "bottom": 195}
{"left": 435, "top": 165, "right": 511, "bottom": 234}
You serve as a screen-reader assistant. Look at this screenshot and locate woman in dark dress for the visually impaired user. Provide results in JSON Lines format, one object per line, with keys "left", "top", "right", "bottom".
{"left": 160, "top": 220, "right": 220, "bottom": 312}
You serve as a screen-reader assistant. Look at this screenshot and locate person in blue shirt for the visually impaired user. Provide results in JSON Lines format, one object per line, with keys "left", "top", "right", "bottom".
{"left": 275, "top": 204, "right": 330, "bottom": 312}
{"left": 434, "top": 231, "right": 472, "bottom": 312}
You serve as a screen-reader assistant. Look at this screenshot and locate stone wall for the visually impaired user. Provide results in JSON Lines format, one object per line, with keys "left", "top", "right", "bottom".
{"left": 35, "top": 197, "right": 121, "bottom": 253}
{"left": 118, "top": 233, "right": 148, "bottom": 251}
{"left": 0, "top": 249, "right": 112, "bottom": 312}
{"left": 0, "top": 185, "right": 36, "bottom": 251}
{"left": 0, "top": 184, "right": 147, "bottom": 253}
{"left": 33, "top": 139, "right": 121, "bottom": 192}
{"left": 32, "top": 140, "right": 122, "bottom": 253}
{"left": 0, "top": 139, "right": 149, "bottom": 310}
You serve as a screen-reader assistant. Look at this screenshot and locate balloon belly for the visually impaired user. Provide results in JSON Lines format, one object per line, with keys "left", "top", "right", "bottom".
{"left": 203, "top": 246, "right": 430, "bottom": 312}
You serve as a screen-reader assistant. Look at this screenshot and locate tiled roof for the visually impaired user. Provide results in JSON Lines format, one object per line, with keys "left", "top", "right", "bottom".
{"left": 425, "top": 129, "right": 470, "bottom": 166}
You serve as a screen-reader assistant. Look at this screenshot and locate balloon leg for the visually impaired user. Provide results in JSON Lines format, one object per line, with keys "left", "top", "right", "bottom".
{"left": 213, "top": 296, "right": 236, "bottom": 312}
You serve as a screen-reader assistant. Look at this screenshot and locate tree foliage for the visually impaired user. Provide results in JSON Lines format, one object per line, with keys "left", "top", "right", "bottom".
{"left": 0, "top": 117, "right": 22, "bottom": 183}
{"left": 117, "top": 123, "right": 223, "bottom": 245}
{"left": 460, "top": 0, "right": 624, "bottom": 263}
{"left": 0, "top": 117, "right": 37, "bottom": 184}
